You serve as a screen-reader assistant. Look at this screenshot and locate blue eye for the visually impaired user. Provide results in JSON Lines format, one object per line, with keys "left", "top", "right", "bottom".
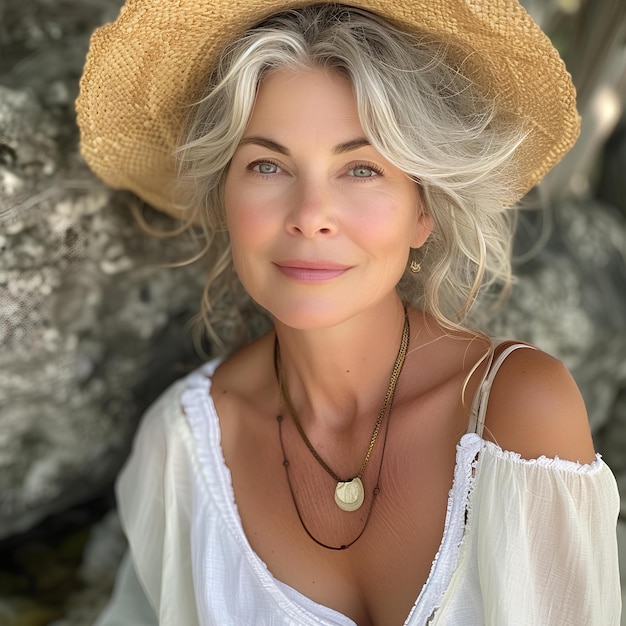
{"left": 348, "top": 163, "right": 382, "bottom": 178}
{"left": 251, "top": 161, "right": 280, "bottom": 175}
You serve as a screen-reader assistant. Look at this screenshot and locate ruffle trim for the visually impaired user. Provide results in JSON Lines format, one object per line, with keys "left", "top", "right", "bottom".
{"left": 463, "top": 433, "right": 605, "bottom": 474}
{"left": 406, "top": 434, "right": 482, "bottom": 624}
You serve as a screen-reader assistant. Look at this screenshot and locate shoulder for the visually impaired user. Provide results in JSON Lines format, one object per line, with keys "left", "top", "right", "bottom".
{"left": 482, "top": 344, "right": 597, "bottom": 464}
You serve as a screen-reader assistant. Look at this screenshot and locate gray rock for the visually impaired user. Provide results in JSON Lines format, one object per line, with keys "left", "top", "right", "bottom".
{"left": 0, "top": 54, "right": 209, "bottom": 539}
{"left": 0, "top": 0, "right": 210, "bottom": 540}
{"left": 0, "top": 174, "right": 208, "bottom": 538}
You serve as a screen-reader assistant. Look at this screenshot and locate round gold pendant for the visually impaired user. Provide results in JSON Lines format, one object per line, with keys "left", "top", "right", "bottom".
{"left": 334, "top": 477, "right": 365, "bottom": 512}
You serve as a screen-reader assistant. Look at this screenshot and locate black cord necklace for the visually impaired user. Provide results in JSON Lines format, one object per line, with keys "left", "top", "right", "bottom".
{"left": 274, "top": 312, "right": 410, "bottom": 550}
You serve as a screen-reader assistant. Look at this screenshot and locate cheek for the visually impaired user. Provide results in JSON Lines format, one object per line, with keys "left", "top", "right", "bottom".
{"left": 224, "top": 187, "right": 281, "bottom": 296}
{"left": 353, "top": 194, "right": 418, "bottom": 253}
{"left": 225, "top": 185, "right": 274, "bottom": 250}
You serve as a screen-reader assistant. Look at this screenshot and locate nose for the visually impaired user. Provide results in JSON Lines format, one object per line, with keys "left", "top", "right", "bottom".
{"left": 285, "top": 179, "right": 337, "bottom": 238}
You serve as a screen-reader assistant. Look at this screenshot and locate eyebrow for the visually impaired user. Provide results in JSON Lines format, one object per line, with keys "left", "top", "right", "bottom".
{"left": 238, "top": 136, "right": 371, "bottom": 155}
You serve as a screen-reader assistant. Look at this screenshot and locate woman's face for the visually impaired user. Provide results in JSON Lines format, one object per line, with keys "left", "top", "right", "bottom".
{"left": 224, "top": 67, "right": 431, "bottom": 329}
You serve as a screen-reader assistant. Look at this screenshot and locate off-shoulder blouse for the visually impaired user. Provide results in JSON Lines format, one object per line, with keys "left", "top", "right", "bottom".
{"left": 95, "top": 345, "right": 622, "bottom": 625}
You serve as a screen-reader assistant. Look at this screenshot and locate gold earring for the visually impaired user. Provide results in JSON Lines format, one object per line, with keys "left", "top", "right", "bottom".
{"left": 409, "top": 260, "right": 421, "bottom": 273}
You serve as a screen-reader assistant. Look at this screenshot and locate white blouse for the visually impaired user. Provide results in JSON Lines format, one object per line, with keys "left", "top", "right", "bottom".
{"left": 95, "top": 346, "right": 622, "bottom": 625}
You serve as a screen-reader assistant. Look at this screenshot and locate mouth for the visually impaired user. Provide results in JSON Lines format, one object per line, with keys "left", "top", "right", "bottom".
{"left": 274, "top": 259, "right": 352, "bottom": 282}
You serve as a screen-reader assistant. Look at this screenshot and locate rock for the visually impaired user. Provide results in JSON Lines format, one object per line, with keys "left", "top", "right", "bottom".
{"left": 0, "top": 176, "right": 208, "bottom": 538}
{"left": 597, "top": 383, "right": 626, "bottom": 514}
{"left": 47, "top": 511, "right": 127, "bottom": 626}
{"left": 0, "top": 0, "right": 209, "bottom": 537}
{"left": 0, "top": 499, "right": 119, "bottom": 626}
{"left": 0, "top": 600, "right": 61, "bottom": 626}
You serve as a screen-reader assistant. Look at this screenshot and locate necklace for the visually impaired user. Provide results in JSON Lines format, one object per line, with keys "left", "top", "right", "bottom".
{"left": 277, "top": 407, "right": 391, "bottom": 550}
{"left": 274, "top": 310, "right": 409, "bottom": 513}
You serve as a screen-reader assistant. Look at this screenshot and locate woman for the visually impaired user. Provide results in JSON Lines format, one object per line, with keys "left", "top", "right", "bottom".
{"left": 78, "top": 1, "right": 622, "bottom": 624}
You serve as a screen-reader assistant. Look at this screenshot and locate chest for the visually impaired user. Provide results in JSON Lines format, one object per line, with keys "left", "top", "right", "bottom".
{"left": 219, "top": 402, "right": 463, "bottom": 626}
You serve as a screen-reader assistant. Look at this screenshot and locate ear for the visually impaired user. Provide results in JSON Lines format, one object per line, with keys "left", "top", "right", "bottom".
{"left": 410, "top": 205, "right": 433, "bottom": 248}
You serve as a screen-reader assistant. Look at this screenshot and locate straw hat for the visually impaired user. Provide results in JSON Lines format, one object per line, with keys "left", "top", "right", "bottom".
{"left": 76, "top": 0, "right": 579, "bottom": 217}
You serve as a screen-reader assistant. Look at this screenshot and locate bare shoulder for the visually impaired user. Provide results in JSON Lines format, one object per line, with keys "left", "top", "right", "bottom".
{"left": 483, "top": 345, "right": 597, "bottom": 464}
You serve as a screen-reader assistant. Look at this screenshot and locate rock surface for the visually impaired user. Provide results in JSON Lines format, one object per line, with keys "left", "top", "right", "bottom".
{"left": 0, "top": 0, "right": 216, "bottom": 541}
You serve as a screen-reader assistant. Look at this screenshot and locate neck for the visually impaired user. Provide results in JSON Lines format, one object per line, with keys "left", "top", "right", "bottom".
{"left": 273, "top": 298, "right": 409, "bottom": 435}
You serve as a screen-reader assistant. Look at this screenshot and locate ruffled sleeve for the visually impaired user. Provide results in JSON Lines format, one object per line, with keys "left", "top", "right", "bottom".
{"left": 434, "top": 435, "right": 622, "bottom": 625}
{"left": 97, "top": 379, "right": 201, "bottom": 626}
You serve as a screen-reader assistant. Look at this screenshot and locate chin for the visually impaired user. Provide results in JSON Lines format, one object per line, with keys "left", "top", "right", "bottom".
{"left": 243, "top": 278, "right": 400, "bottom": 331}
{"left": 263, "top": 299, "right": 358, "bottom": 331}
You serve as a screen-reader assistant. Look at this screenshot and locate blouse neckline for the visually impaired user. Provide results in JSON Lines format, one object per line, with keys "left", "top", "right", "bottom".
{"left": 181, "top": 359, "right": 485, "bottom": 625}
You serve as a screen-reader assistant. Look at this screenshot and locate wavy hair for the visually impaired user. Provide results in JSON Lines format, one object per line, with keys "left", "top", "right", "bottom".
{"left": 174, "top": 3, "right": 526, "bottom": 351}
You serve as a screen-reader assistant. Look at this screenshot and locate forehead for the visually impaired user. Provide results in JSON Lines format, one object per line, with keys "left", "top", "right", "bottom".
{"left": 244, "top": 67, "right": 364, "bottom": 141}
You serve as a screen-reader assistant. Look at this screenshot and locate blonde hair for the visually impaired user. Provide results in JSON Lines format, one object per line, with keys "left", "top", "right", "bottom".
{"left": 175, "top": 4, "right": 526, "bottom": 352}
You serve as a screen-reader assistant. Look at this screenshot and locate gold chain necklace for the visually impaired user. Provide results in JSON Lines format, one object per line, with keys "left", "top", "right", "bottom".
{"left": 274, "top": 310, "right": 409, "bottom": 513}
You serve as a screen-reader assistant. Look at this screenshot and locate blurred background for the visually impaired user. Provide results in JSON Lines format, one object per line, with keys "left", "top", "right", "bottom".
{"left": 0, "top": 0, "right": 624, "bottom": 624}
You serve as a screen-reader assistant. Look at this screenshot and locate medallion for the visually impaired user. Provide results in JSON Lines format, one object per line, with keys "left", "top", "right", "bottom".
{"left": 334, "top": 477, "right": 365, "bottom": 512}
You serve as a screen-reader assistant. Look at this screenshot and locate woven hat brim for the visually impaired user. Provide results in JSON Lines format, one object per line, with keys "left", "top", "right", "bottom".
{"left": 76, "top": 0, "right": 580, "bottom": 216}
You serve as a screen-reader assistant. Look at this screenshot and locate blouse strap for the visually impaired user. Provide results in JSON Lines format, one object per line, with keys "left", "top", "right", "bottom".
{"left": 467, "top": 342, "right": 537, "bottom": 437}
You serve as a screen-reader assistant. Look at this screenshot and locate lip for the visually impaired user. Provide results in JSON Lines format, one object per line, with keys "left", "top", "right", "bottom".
{"left": 274, "top": 259, "right": 352, "bottom": 282}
